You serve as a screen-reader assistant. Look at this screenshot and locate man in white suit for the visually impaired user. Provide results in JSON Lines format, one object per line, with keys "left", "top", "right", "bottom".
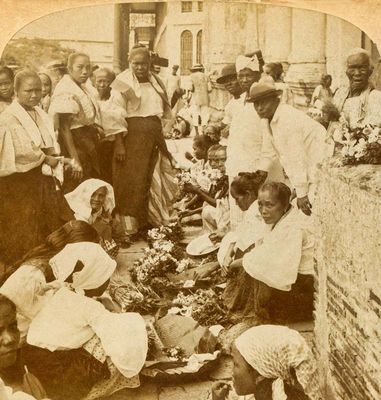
{"left": 247, "top": 82, "right": 331, "bottom": 216}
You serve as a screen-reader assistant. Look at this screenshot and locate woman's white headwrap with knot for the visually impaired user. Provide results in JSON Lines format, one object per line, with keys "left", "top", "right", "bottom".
{"left": 235, "top": 54, "right": 260, "bottom": 73}
{"left": 235, "top": 325, "right": 322, "bottom": 400}
{"left": 49, "top": 242, "right": 116, "bottom": 293}
{"left": 65, "top": 178, "right": 115, "bottom": 222}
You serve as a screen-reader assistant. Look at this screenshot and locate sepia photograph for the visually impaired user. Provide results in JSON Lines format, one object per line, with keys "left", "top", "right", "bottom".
{"left": 0, "top": 0, "right": 380, "bottom": 399}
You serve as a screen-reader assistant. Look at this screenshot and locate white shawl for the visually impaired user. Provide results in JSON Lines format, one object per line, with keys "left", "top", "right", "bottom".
{"left": 242, "top": 206, "right": 314, "bottom": 291}
{"left": 50, "top": 74, "right": 101, "bottom": 129}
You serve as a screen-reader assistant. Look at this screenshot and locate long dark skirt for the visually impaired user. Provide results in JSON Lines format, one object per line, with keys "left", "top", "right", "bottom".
{"left": 99, "top": 140, "right": 114, "bottom": 184}
{"left": 0, "top": 166, "right": 74, "bottom": 266}
{"left": 60, "top": 125, "right": 101, "bottom": 193}
{"left": 113, "top": 116, "right": 160, "bottom": 228}
{"left": 21, "top": 344, "right": 109, "bottom": 400}
{"left": 223, "top": 267, "right": 272, "bottom": 324}
{"left": 268, "top": 274, "right": 315, "bottom": 323}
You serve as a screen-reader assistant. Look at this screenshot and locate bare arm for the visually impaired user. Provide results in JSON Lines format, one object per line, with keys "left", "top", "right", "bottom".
{"left": 59, "top": 114, "right": 83, "bottom": 180}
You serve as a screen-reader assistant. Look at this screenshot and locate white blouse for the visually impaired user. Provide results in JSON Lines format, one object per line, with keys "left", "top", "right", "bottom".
{"left": 126, "top": 82, "right": 164, "bottom": 118}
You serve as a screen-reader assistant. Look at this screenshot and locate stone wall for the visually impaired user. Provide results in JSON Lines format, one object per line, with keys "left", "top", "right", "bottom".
{"left": 314, "top": 162, "right": 381, "bottom": 400}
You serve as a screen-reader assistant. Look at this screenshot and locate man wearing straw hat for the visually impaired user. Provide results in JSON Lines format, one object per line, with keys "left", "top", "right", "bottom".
{"left": 247, "top": 82, "right": 331, "bottom": 216}
{"left": 189, "top": 63, "right": 212, "bottom": 135}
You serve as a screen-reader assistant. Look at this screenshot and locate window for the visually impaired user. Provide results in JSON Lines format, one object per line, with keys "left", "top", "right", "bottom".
{"left": 196, "top": 30, "right": 202, "bottom": 64}
{"left": 181, "top": 30, "right": 193, "bottom": 75}
{"left": 197, "top": 1, "right": 203, "bottom": 12}
{"left": 181, "top": 1, "right": 192, "bottom": 12}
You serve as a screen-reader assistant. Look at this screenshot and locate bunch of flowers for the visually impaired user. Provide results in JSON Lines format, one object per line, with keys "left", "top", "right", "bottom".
{"left": 147, "top": 222, "right": 184, "bottom": 245}
{"left": 333, "top": 117, "right": 381, "bottom": 165}
{"left": 163, "top": 346, "right": 187, "bottom": 362}
{"left": 175, "top": 171, "right": 198, "bottom": 197}
{"left": 109, "top": 283, "right": 163, "bottom": 314}
{"left": 130, "top": 241, "right": 179, "bottom": 284}
{"left": 196, "top": 168, "right": 223, "bottom": 192}
{"left": 173, "top": 289, "right": 229, "bottom": 327}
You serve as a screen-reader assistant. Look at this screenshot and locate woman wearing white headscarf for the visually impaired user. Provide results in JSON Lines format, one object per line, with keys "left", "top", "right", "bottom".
{"left": 226, "top": 51, "right": 284, "bottom": 230}
{"left": 20, "top": 242, "right": 147, "bottom": 400}
{"left": 218, "top": 325, "right": 322, "bottom": 400}
{"left": 65, "top": 178, "right": 127, "bottom": 253}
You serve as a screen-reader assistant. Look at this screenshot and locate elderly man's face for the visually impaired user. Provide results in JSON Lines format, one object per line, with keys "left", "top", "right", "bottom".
{"left": 238, "top": 68, "right": 260, "bottom": 93}
{"left": 346, "top": 53, "right": 373, "bottom": 92}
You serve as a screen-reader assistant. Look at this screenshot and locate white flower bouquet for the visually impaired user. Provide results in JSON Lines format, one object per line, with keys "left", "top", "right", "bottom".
{"left": 333, "top": 117, "right": 381, "bottom": 165}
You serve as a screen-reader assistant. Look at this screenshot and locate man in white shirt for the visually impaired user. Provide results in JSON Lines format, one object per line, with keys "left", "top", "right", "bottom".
{"left": 226, "top": 53, "right": 284, "bottom": 229}
{"left": 247, "top": 82, "right": 330, "bottom": 216}
{"left": 216, "top": 63, "right": 243, "bottom": 140}
{"left": 189, "top": 64, "right": 212, "bottom": 135}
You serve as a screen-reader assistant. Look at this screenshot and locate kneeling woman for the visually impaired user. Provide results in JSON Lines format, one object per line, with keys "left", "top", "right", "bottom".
{"left": 243, "top": 182, "right": 314, "bottom": 323}
{"left": 65, "top": 178, "right": 127, "bottom": 253}
{"left": 225, "top": 181, "right": 314, "bottom": 324}
{"left": 218, "top": 172, "right": 270, "bottom": 323}
{"left": 23, "top": 242, "right": 147, "bottom": 400}
{"left": 212, "top": 325, "right": 322, "bottom": 400}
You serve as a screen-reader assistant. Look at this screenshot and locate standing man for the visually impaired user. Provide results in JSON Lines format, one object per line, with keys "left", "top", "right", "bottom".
{"left": 189, "top": 64, "right": 212, "bottom": 135}
{"left": 216, "top": 63, "right": 243, "bottom": 140}
{"left": 226, "top": 52, "right": 284, "bottom": 229}
{"left": 247, "top": 82, "right": 331, "bottom": 216}
{"left": 166, "top": 64, "right": 182, "bottom": 110}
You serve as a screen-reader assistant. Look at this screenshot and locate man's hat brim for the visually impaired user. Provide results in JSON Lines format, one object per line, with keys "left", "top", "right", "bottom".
{"left": 216, "top": 73, "right": 237, "bottom": 84}
{"left": 246, "top": 89, "right": 283, "bottom": 103}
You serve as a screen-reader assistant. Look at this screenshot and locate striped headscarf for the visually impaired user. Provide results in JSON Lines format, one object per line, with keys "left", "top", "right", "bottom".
{"left": 235, "top": 325, "right": 322, "bottom": 400}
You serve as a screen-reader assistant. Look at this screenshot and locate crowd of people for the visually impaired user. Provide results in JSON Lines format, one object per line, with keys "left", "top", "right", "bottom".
{"left": 0, "top": 43, "right": 380, "bottom": 400}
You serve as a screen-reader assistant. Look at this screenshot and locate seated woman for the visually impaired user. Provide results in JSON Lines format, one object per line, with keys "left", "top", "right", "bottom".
{"left": 227, "top": 182, "right": 315, "bottom": 324}
{"left": 0, "top": 294, "right": 43, "bottom": 399}
{"left": 212, "top": 325, "right": 322, "bottom": 400}
{"left": 184, "top": 134, "right": 213, "bottom": 174}
{"left": 204, "top": 123, "right": 222, "bottom": 145}
{"left": 179, "top": 134, "right": 214, "bottom": 224}
{"left": 24, "top": 242, "right": 147, "bottom": 400}
{"left": 181, "top": 145, "right": 229, "bottom": 237}
{"left": 217, "top": 173, "right": 270, "bottom": 323}
{"left": 0, "top": 221, "right": 101, "bottom": 339}
{"left": 65, "top": 178, "right": 129, "bottom": 252}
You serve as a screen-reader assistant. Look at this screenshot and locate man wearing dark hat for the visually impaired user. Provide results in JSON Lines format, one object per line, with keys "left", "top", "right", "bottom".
{"left": 247, "top": 82, "right": 331, "bottom": 216}
{"left": 189, "top": 63, "right": 211, "bottom": 135}
{"left": 217, "top": 64, "right": 243, "bottom": 137}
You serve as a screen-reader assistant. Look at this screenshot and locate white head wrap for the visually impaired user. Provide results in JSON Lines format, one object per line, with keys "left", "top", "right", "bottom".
{"left": 235, "top": 325, "right": 322, "bottom": 400}
{"left": 65, "top": 178, "right": 115, "bottom": 222}
{"left": 235, "top": 54, "right": 260, "bottom": 73}
{"left": 49, "top": 242, "right": 117, "bottom": 292}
